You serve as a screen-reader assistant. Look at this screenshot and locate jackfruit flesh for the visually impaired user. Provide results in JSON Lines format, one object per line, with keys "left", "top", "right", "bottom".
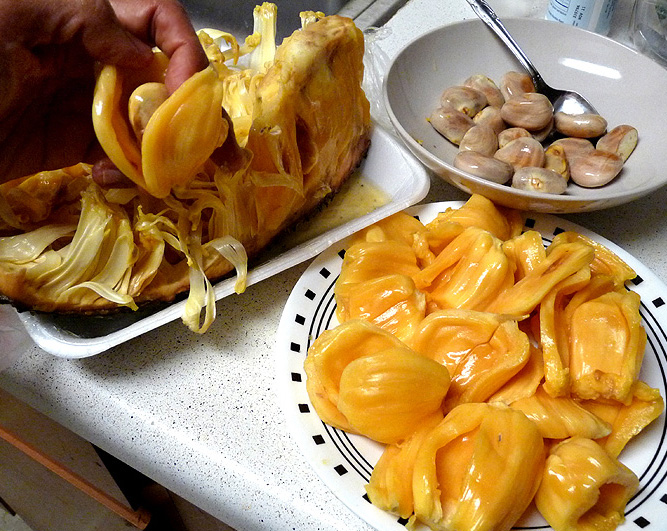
{"left": 0, "top": 6, "right": 371, "bottom": 332}
{"left": 335, "top": 274, "right": 426, "bottom": 343}
{"left": 337, "top": 347, "right": 450, "bottom": 444}
{"left": 412, "top": 403, "right": 545, "bottom": 531}
{"left": 581, "top": 381, "right": 664, "bottom": 457}
{"left": 302, "top": 194, "right": 658, "bottom": 531}
{"left": 535, "top": 437, "right": 639, "bottom": 531}
{"left": 304, "top": 320, "right": 406, "bottom": 432}
{"left": 510, "top": 385, "right": 612, "bottom": 439}
{"left": 569, "top": 290, "right": 646, "bottom": 403}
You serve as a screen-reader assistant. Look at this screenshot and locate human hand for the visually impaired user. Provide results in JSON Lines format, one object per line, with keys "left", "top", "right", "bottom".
{"left": 0, "top": 0, "right": 208, "bottom": 184}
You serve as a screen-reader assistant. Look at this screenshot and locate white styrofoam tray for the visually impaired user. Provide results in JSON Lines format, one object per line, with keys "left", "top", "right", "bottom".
{"left": 17, "top": 126, "right": 430, "bottom": 358}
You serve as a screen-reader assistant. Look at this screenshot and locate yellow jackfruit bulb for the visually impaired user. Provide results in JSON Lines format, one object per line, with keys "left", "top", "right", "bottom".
{"left": 350, "top": 211, "right": 427, "bottom": 248}
{"left": 414, "top": 226, "right": 487, "bottom": 290}
{"left": 412, "top": 403, "right": 545, "bottom": 531}
{"left": 421, "top": 219, "right": 465, "bottom": 257}
{"left": 414, "top": 227, "right": 513, "bottom": 312}
{"left": 92, "top": 53, "right": 170, "bottom": 191}
{"left": 93, "top": 65, "right": 144, "bottom": 187}
{"left": 510, "top": 385, "right": 612, "bottom": 440}
{"left": 409, "top": 308, "right": 506, "bottom": 375}
{"left": 425, "top": 194, "right": 523, "bottom": 242}
{"left": 551, "top": 231, "right": 637, "bottom": 287}
{"left": 94, "top": 58, "right": 228, "bottom": 199}
{"left": 539, "top": 265, "right": 592, "bottom": 398}
{"left": 337, "top": 347, "right": 450, "bottom": 444}
{"left": 141, "top": 65, "right": 228, "bottom": 198}
{"left": 444, "top": 319, "right": 530, "bottom": 412}
{"left": 488, "top": 240, "right": 595, "bottom": 316}
{"left": 582, "top": 380, "right": 664, "bottom": 457}
{"left": 334, "top": 274, "right": 426, "bottom": 343}
{"left": 569, "top": 290, "right": 646, "bottom": 404}
{"left": 535, "top": 437, "right": 639, "bottom": 531}
{"left": 304, "top": 320, "right": 406, "bottom": 432}
{"left": 502, "top": 229, "right": 546, "bottom": 281}
{"left": 488, "top": 342, "right": 544, "bottom": 405}
{"left": 337, "top": 240, "right": 421, "bottom": 287}
{"left": 365, "top": 415, "right": 442, "bottom": 520}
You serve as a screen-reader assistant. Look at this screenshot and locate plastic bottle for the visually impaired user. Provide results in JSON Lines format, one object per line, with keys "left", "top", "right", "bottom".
{"left": 546, "top": 0, "right": 618, "bottom": 34}
{"left": 631, "top": 0, "right": 667, "bottom": 64}
{"left": 490, "top": 0, "right": 547, "bottom": 17}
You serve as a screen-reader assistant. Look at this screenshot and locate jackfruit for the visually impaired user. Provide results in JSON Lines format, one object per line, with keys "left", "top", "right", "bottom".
{"left": 535, "top": 437, "right": 638, "bottom": 531}
{"left": 0, "top": 7, "right": 371, "bottom": 332}
{"left": 412, "top": 403, "right": 544, "bottom": 531}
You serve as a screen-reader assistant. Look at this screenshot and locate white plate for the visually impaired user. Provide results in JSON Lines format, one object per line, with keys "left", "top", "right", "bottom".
{"left": 19, "top": 126, "right": 430, "bottom": 358}
{"left": 383, "top": 19, "right": 667, "bottom": 213}
{"left": 276, "top": 201, "right": 667, "bottom": 530}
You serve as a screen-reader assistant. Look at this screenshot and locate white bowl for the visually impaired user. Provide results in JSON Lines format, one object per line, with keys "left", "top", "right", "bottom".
{"left": 383, "top": 18, "right": 667, "bottom": 213}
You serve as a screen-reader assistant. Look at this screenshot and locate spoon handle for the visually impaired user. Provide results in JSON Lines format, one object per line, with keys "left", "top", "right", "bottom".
{"left": 465, "top": 0, "right": 547, "bottom": 91}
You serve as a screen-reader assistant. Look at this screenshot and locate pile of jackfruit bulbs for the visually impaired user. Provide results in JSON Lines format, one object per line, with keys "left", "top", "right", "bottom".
{"left": 0, "top": 4, "right": 370, "bottom": 332}
{"left": 305, "top": 194, "right": 663, "bottom": 531}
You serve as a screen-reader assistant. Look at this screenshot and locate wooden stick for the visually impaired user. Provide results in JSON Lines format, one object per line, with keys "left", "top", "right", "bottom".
{"left": 0, "top": 424, "right": 151, "bottom": 530}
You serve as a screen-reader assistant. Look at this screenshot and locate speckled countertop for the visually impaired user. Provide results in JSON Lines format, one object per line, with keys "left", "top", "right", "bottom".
{"left": 1, "top": 1, "right": 665, "bottom": 530}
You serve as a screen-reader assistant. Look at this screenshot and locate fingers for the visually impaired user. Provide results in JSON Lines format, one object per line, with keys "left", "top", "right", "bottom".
{"left": 78, "top": 2, "right": 155, "bottom": 70}
{"left": 92, "top": 158, "right": 136, "bottom": 187}
{"left": 0, "top": 0, "right": 155, "bottom": 69}
{"left": 110, "top": 0, "right": 209, "bottom": 92}
{"left": 0, "top": 0, "right": 207, "bottom": 92}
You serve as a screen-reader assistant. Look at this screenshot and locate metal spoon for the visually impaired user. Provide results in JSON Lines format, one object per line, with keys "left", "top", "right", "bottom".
{"left": 466, "top": 0, "right": 599, "bottom": 115}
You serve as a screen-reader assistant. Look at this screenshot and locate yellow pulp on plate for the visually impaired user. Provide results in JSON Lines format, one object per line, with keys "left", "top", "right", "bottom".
{"left": 304, "top": 193, "right": 663, "bottom": 531}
